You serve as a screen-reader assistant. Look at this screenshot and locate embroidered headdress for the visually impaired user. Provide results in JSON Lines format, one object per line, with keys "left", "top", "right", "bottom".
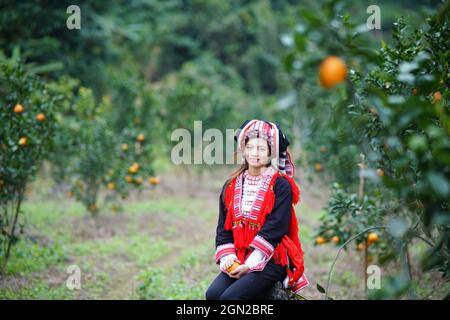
{"left": 235, "top": 120, "right": 295, "bottom": 178}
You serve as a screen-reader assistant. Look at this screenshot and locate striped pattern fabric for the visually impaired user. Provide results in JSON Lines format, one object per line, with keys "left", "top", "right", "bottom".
{"left": 236, "top": 119, "right": 295, "bottom": 179}
{"left": 241, "top": 171, "right": 263, "bottom": 218}
{"left": 283, "top": 274, "right": 310, "bottom": 293}
{"left": 249, "top": 235, "right": 275, "bottom": 257}
{"left": 215, "top": 243, "right": 236, "bottom": 263}
{"left": 233, "top": 167, "right": 276, "bottom": 223}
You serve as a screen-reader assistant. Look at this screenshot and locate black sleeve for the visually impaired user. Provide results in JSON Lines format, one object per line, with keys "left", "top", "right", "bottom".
{"left": 215, "top": 182, "right": 234, "bottom": 247}
{"left": 256, "top": 176, "right": 292, "bottom": 249}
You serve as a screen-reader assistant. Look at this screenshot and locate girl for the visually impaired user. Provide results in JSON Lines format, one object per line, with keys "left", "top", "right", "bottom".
{"left": 205, "top": 119, "right": 309, "bottom": 300}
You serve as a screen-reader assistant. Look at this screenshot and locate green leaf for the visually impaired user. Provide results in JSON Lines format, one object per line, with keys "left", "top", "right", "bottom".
{"left": 427, "top": 172, "right": 450, "bottom": 198}
{"left": 316, "top": 283, "right": 326, "bottom": 293}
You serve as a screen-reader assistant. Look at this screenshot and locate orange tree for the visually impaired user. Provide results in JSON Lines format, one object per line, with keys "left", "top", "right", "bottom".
{"left": 53, "top": 86, "right": 155, "bottom": 216}
{"left": 0, "top": 59, "right": 57, "bottom": 273}
{"left": 283, "top": 0, "right": 449, "bottom": 298}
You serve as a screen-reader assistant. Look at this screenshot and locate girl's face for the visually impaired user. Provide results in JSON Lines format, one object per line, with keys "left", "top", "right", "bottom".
{"left": 244, "top": 138, "right": 271, "bottom": 169}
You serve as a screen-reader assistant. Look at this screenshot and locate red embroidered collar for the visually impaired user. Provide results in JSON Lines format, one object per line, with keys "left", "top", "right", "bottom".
{"left": 233, "top": 167, "right": 276, "bottom": 222}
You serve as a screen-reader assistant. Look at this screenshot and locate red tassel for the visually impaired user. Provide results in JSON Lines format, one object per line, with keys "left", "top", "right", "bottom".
{"left": 223, "top": 181, "right": 235, "bottom": 231}
{"left": 282, "top": 235, "right": 305, "bottom": 284}
{"left": 273, "top": 245, "right": 288, "bottom": 266}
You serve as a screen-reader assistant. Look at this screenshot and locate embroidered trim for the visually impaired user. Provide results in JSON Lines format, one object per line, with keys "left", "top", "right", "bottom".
{"left": 283, "top": 274, "right": 310, "bottom": 293}
{"left": 243, "top": 170, "right": 264, "bottom": 183}
{"left": 249, "top": 235, "right": 275, "bottom": 257}
{"left": 215, "top": 243, "right": 236, "bottom": 263}
{"left": 233, "top": 167, "right": 276, "bottom": 224}
{"left": 248, "top": 252, "right": 273, "bottom": 272}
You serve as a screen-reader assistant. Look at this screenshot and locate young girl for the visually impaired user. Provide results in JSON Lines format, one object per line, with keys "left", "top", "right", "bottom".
{"left": 205, "top": 119, "right": 309, "bottom": 300}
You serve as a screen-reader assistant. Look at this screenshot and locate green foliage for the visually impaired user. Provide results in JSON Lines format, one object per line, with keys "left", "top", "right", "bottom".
{"left": 285, "top": 0, "right": 449, "bottom": 298}
{"left": 0, "top": 57, "right": 58, "bottom": 273}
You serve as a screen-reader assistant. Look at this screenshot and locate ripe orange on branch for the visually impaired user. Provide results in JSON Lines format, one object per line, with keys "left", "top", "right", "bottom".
{"left": 432, "top": 91, "right": 442, "bottom": 104}
{"left": 19, "top": 137, "right": 28, "bottom": 146}
{"left": 107, "top": 182, "right": 116, "bottom": 190}
{"left": 36, "top": 113, "right": 46, "bottom": 122}
{"left": 128, "top": 162, "right": 140, "bottom": 173}
{"left": 137, "top": 133, "right": 145, "bottom": 142}
{"left": 315, "top": 236, "right": 326, "bottom": 245}
{"left": 367, "top": 232, "right": 379, "bottom": 245}
{"left": 13, "top": 104, "right": 24, "bottom": 113}
{"left": 148, "top": 176, "right": 160, "bottom": 185}
{"left": 319, "top": 56, "right": 347, "bottom": 88}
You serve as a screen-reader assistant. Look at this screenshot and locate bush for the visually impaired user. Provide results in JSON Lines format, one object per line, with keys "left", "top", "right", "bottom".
{"left": 0, "top": 59, "right": 57, "bottom": 273}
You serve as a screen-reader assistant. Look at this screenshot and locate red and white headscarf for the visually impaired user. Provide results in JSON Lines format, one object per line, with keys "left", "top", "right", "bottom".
{"left": 236, "top": 119, "right": 295, "bottom": 178}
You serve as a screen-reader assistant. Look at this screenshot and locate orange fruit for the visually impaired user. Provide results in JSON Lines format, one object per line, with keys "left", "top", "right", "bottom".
{"left": 13, "top": 104, "right": 24, "bottom": 113}
{"left": 315, "top": 236, "right": 326, "bottom": 245}
{"left": 319, "top": 56, "right": 347, "bottom": 88}
{"left": 367, "top": 232, "right": 379, "bottom": 244}
{"left": 433, "top": 91, "right": 442, "bottom": 104}
{"left": 148, "top": 176, "right": 161, "bottom": 185}
{"left": 331, "top": 236, "right": 340, "bottom": 244}
{"left": 227, "top": 262, "right": 240, "bottom": 273}
{"left": 19, "top": 137, "right": 27, "bottom": 146}
{"left": 67, "top": 191, "right": 74, "bottom": 199}
{"left": 88, "top": 204, "right": 97, "bottom": 214}
{"left": 376, "top": 168, "right": 385, "bottom": 177}
{"left": 107, "top": 182, "right": 116, "bottom": 190}
{"left": 128, "top": 163, "right": 139, "bottom": 173}
{"left": 125, "top": 175, "right": 133, "bottom": 183}
{"left": 134, "top": 177, "right": 144, "bottom": 185}
{"left": 356, "top": 243, "right": 365, "bottom": 251}
{"left": 137, "top": 133, "right": 145, "bottom": 142}
{"left": 412, "top": 87, "right": 418, "bottom": 95}
{"left": 36, "top": 113, "right": 46, "bottom": 122}
{"left": 121, "top": 143, "right": 129, "bottom": 151}
{"left": 314, "top": 163, "right": 323, "bottom": 172}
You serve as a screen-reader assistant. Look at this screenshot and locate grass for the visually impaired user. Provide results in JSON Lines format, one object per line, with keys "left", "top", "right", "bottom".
{"left": 137, "top": 243, "right": 217, "bottom": 300}
{"left": 1, "top": 191, "right": 213, "bottom": 299}
{"left": 2, "top": 239, "right": 66, "bottom": 276}
{"left": 0, "top": 279, "right": 76, "bottom": 300}
{"left": 2, "top": 175, "right": 447, "bottom": 300}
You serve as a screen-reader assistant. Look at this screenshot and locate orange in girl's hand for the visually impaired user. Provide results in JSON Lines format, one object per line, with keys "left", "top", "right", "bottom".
{"left": 227, "top": 262, "right": 240, "bottom": 273}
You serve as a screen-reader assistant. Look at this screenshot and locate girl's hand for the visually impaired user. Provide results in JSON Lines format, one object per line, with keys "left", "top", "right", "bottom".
{"left": 223, "top": 257, "right": 237, "bottom": 270}
{"left": 228, "top": 264, "right": 249, "bottom": 279}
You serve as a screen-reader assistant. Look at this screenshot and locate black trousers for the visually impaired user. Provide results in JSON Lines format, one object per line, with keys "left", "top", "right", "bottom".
{"left": 205, "top": 260, "right": 287, "bottom": 300}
